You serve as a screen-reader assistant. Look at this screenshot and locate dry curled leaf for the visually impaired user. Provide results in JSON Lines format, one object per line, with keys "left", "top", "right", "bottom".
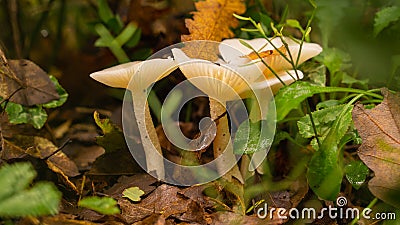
{"left": 352, "top": 88, "right": 400, "bottom": 208}
{"left": 0, "top": 50, "right": 59, "bottom": 106}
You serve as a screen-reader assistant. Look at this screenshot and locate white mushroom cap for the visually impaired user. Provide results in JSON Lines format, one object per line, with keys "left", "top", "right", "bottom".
{"left": 221, "top": 37, "right": 322, "bottom": 78}
{"left": 171, "top": 48, "right": 264, "bottom": 102}
{"left": 90, "top": 58, "right": 176, "bottom": 90}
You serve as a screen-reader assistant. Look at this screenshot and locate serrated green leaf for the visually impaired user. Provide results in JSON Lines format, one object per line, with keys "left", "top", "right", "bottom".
{"left": 0, "top": 183, "right": 61, "bottom": 217}
{"left": 0, "top": 162, "right": 61, "bottom": 218}
{"left": 5, "top": 103, "right": 48, "bottom": 129}
{"left": 345, "top": 160, "right": 369, "bottom": 190}
{"left": 122, "top": 187, "right": 145, "bottom": 202}
{"left": 78, "top": 196, "right": 120, "bottom": 215}
{"left": 42, "top": 76, "right": 68, "bottom": 108}
{"left": 233, "top": 119, "right": 272, "bottom": 154}
{"left": 94, "top": 111, "right": 127, "bottom": 153}
{"left": 307, "top": 65, "right": 326, "bottom": 86}
{"left": 0, "top": 163, "right": 36, "bottom": 201}
{"left": 374, "top": 6, "right": 400, "bottom": 36}
{"left": 297, "top": 105, "right": 346, "bottom": 139}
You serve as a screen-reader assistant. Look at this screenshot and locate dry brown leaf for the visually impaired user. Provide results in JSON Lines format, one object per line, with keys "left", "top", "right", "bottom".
{"left": 352, "top": 89, "right": 400, "bottom": 208}
{"left": 0, "top": 50, "right": 59, "bottom": 106}
{"left": 181, "top": 0, "right": 245, "bottom": 60}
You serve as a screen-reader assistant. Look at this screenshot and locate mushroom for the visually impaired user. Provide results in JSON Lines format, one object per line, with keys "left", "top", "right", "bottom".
{"left": 172, "top": 46, "right": 265, "bottom": 183}
{"left": 90, "top": 58, "right": 176, "bottom": 179}
{"left": 172, "top": 37, "right": 322, "bottom": 181}
{"left": 220, "top": 37, "right": 322, "bottom": 173}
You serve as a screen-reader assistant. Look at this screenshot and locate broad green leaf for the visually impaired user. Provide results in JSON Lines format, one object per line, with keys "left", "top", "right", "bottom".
{"left": 297, "top": 105, "right": 347, "bottom": 145}
{"left": 275, "top": 82, "right": 344, "bottom": 121}
{"left": 94, "top": 111, "right": 127, "bottom": 153}
{"left": 233, "top": 119, "right": 272, "bottom": 154}
{"left": 374, "top": 6, "right": 400, "bottom": 36}
{"left": 78, "top": 196, "right": 120, "bottom": 215}
{"left": 0, "top": 183, "right": 61, "bottom": 217}
{"left": 307, "top": 105, "right": 353, "bottom": 200}
{"left": 316, "top": 100, "right": 340, "bottom": 110}
{"left": 0, "top": 162, "right": 61, "bottom": 217}
{"left": 0, "top": 163, "right": 36, "bottom": 201}
{"left": 42, "top": 76, "right": 68, "bottom": 108}
{"left": 5, "top": 103, "right": 47, "bottom": 129}
{"left": 345, "top": 160, "right": 369, "bottom": 190}
{"left": 122, "top": 187, "right": 145, "bottom": 202}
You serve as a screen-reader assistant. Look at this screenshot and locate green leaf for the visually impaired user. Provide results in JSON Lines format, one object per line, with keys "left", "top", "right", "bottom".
{"left": 344, "top": 160, "right": 369, "bottom": 190}
{"left": 42, "top": 76, "right": 68, "bottom": 108}
{"left": 286, "top": 19, "right": 304, "bottom": 33}
{"left": 0, "top": 183, "right": 61, "bottom": 217}
{"left": 297, "top": 104, "right": 346, "bottom": 140}
{"left": 5, "top": 103, "right": 48, "bottom": 129}
{"left": 307, "top": 105, "right": 353, "bottom": 200}
{"left": 97, "top": 0, "right": 114, "bottom": 25}
{"left": 318, "top": 48, "right": 351, "bottom": 75}
{"left": 233, "top": 119, "right": 272, "bottom": 154}
{"left": 78, "top": 196, "right": 120, "bottom": 215}
{"left": 341, "top": 72, "right": 369, "bottom": 88}
{"left": 0, "top": 163, "right": 36, "bottom": 201}
{"left": 374, "top": 6, "right": 400, "bottom": 36}
{"left": 0, "top": 162, "right": 62, "bottom": 218}
{"left": 115, "top": 22, "right": 139, "bottom": 46}
{"left": 307, "top": 65, "right": 326, "bottom": 87}
{"left": 122, "top": 187, "right": 145, "bottom": 202}
{"left": 93, "top": 111, "right": 127, "bottom": 153}
{"left": 275, "top": 82, "right": 339, "bottom": 121}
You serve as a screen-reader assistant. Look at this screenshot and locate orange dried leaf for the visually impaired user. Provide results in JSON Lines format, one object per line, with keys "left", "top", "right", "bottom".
{"left": 181, "top": 0, "right": 246, "bottom": 60}
{"left": 182, "top": 0, "right": 246, "bottom": 42}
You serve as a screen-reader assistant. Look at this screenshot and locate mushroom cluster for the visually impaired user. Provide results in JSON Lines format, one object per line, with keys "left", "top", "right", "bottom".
{"left": 90, "top": 37, "right": 322, "bottom": 182}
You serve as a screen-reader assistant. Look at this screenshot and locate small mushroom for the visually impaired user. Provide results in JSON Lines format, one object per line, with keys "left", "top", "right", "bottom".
{"left": 90, "top": 58, "right": 177, "bottom": 179}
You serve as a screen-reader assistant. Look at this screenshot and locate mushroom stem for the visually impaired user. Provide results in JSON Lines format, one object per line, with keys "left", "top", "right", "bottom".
{"left": 132, "top": 91, "right": 165, "bottom": 179}
{"left": 209, "top": 98, "right": 243, "bottom": 183}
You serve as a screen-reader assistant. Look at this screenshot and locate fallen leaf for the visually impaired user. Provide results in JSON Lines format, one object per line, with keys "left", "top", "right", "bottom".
{"left": 181, "top": 0, "right": 245, "bottom": 42}
{"left": 123, "top": 187, "right": 145, "bottom": 202}
{"left": 352, "top": 88, "right": 400, "bottom": 208}
{"left": 119, "top": 184, "right": 208, "bottom": 224}
{"left": 105, "top": 174, "right": 156, "bottom": 198}
{"left": 0, "top": 51, "right": 59, "bottom": 106}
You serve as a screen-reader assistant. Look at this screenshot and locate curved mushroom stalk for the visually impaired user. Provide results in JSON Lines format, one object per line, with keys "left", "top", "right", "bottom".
{"left": 90, "top": 58, "right": 176, "bottom": 180}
